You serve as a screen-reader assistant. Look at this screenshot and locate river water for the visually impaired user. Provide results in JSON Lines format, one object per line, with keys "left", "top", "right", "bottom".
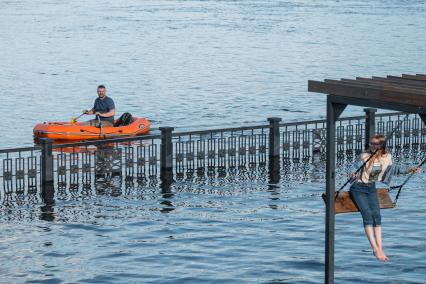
{"left": 1, "top": 0, "right": 426, "bottom": 148}
{"left": 1, "top": 0, "right": 426, "bottom": 283}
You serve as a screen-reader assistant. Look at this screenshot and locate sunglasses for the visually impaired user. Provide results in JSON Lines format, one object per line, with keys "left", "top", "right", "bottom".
{"left": 369, "top": 142, "right": 382, "bottom": 146}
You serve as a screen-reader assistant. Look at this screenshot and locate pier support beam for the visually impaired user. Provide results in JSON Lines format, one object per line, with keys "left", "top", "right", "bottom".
{"left": 364, "top": 108, "right": 377, "bottom": 149}
{"left": 160, "top": 127, "right": 174, "bottom": 179}
{"left": 41, "top": 138, "right": 54, "bottom": 184}
{"left": 325, "top": 97, "right": 347, "bottom": 284}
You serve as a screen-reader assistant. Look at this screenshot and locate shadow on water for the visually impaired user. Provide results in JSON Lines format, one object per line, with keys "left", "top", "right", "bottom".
{"left": 268, "top": 157, "right": 281, "bottom": 210}
{"left": 160, "top": 171, "right": 175, "bottom": 213}
{"left": 40, "top": 183, "right": 55, "bottom": 222}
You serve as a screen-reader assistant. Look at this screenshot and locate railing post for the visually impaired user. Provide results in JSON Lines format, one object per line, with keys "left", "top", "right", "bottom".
{"left": 364, "top": 108, "right": 377, "bottom": 149}
{"left": 267, "top": 117, "right": 282, "bottom": 158}
{"left": 160, "top": 127, "right": 174, "bottom": 177}
{"left": 41, "top": 138, "right": 54, "bottom": 184}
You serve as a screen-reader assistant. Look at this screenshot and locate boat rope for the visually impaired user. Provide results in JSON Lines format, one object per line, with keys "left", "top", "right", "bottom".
{"left": 335, "top": 114, "right": 409, "bottom": 198}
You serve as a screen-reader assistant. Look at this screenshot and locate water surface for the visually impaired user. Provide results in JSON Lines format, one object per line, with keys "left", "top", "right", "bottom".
{"left": 1, "top": 0, "right": 425, "bottom": 148}
{"left": 1, "top": 1, "right": 426, "bottom": 283}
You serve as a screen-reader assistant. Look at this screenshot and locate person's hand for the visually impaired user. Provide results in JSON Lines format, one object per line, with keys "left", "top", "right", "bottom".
{"left": 410, "top": 167, "right": 422, "bottom": 173}
{"left": 95, "top": 112, "right": 101, "bottom": 117}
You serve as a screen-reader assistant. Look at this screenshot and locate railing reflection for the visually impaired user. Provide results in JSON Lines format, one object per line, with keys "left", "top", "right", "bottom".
{"left": 1, "top": 147, "right": 424, "bottom": 222}
{"left": 1, "top": 112, "right": 425, "bottom": 217}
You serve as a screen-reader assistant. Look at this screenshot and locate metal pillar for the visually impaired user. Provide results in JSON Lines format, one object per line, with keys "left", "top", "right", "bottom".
{"left": 268, "top": 117, "right": 282, "bottom": 158}
{"left": 325, "top": 97, "right": 346, "bottom": 284}
{"left": 41, "top": 138, "right": 54, "bottom": 184}
{"left": 419, "top": 114, "right": 426, "bottom": 125}
{"left": 364, "top": 108, "right": 377, "bottom": 149}
{"left": 160, "top": 127, "right": 174, "bottom": 178}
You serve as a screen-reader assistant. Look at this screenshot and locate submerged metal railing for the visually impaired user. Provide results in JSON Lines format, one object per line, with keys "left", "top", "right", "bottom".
{"left": 172, "top": 123, "right": 270, "bottom": 172}
{"left": 280, "top": 111, "right": 426, "bottom": 161}
{"left": 1, "top": 146, "right": 41, "bottom": 193}
{"left": 1, "top": 110, "right": 425, "bottom": 192}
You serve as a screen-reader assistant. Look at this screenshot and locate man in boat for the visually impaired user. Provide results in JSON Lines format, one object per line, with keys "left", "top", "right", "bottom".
{"left": 81, "top": 85, "right": 115, "bottom": 127}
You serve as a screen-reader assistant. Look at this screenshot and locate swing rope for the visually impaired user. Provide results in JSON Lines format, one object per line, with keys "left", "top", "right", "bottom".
{"left": 389, "top": 157, "right": 426, "bottom": 205}
{"left": 335, "top": 114, "right": 409, "bottom": 199}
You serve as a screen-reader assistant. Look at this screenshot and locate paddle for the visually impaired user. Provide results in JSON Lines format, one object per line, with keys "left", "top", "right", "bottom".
{"left": 71, "top": 112, "right": 86, "bottom": 124}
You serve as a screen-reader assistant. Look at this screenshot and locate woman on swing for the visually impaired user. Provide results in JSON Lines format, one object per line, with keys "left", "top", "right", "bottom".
{"left": 350, "top": 134, "right": 421, "bottom": 262}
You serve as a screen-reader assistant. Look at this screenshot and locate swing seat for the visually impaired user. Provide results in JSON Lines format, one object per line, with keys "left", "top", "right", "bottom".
{"left": 322, "top": 188, "right": 395, "bottom": 214}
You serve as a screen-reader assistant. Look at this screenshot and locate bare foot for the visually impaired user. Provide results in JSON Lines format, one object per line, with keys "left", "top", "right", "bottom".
{"left": 373, "top": 249, "right": 389, "bottom": 262}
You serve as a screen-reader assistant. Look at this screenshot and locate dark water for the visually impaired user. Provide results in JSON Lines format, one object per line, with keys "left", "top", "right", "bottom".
{"left": 1, "top": 1, "right": 426, "bottom": 283}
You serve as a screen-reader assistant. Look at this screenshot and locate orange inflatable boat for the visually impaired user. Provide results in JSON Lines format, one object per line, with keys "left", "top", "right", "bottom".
{"left": 33, "top": 117, "right": 150, "bottom": 141}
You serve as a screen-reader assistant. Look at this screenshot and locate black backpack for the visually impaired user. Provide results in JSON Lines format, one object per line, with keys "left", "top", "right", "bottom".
{"left": 114, "top": 112, "right": 133, "bottom": 127}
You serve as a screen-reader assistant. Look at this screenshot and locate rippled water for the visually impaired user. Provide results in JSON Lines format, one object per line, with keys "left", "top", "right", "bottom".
{"left": 1, "top": 1, "right": 426, "bottom": 283}
{"left": 1, "top": 0, "right": 426, "bottom": 148}
{"left": 2, "top": 155, "right": 426, "bottom": 283}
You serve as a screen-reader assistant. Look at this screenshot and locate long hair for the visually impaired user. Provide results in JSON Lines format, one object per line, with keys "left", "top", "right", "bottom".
{"left": 365, "top": 134, "right": 387, "bottom": 171}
